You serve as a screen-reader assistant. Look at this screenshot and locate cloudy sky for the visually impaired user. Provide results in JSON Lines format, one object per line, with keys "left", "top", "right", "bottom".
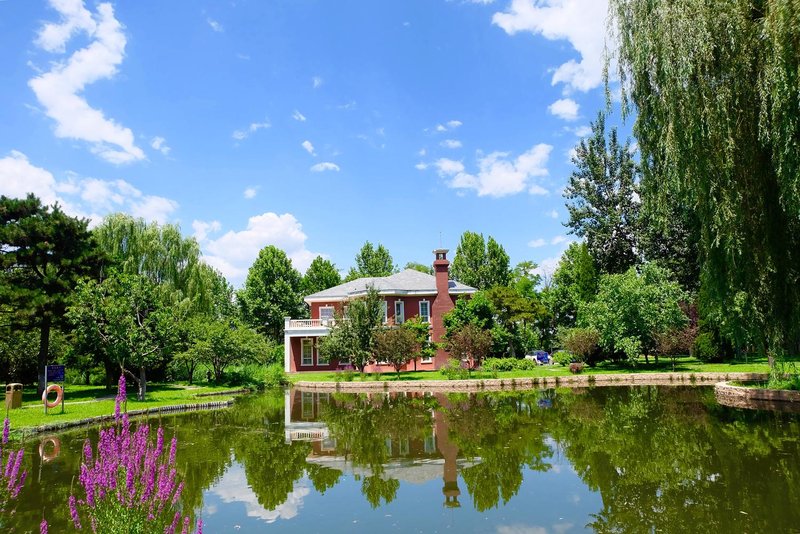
{"left": 0, "top": 0, "right": 617, "bottom": 285}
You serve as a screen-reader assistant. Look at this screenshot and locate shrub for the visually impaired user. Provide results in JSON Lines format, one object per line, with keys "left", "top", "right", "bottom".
{"left": 559, "top": 328, "right": 600, "bottom": 363}
{"left": 569, "top": 362, "right": 585, "bottom": 374}
{"left": 261, "top": 363, "right": 288, "bottom": 388}
{"left": 440, "top": 358, "right": 469, "bottom": 380}
{"left": 692, "top": 332, "right": 721, "bottom": 362}
{"left": 552, "top": 351, "right": 575, "bottom": 366}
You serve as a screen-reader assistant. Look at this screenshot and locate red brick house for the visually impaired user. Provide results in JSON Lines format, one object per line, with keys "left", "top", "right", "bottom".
{"left": 283, "top": 249, "right": 477, "bottom": 373}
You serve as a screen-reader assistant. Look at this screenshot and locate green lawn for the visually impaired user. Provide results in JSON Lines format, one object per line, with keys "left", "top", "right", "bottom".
{"left": 289, "top": 354, "right": 795, "bottom": 383}
{"left": 5, "top": 383, "right": 240, "bottom": 434}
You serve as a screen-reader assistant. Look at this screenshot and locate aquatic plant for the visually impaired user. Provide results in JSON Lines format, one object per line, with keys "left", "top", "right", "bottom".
{"left": 66, "top": 374, "right": 202, "bottom": 533}
{"left": 0, "top": 416, "right": 28, "bottom": 517}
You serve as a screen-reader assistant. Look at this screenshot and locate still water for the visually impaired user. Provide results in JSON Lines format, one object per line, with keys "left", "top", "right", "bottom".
{"left": 6, "top": 386, "right": 800, "bottom": 533}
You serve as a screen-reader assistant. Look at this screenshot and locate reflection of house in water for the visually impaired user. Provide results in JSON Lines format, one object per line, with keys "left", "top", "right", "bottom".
{"left": 284, "top": 390, "right": 477, "bottom": 507}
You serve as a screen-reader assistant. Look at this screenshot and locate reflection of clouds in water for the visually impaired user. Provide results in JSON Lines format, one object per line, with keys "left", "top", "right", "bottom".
{"left": 496, "top": 523, "right": 574, "bottom": 534}
{"left": 210, "top": 464, "right": 310, "bottom": 523}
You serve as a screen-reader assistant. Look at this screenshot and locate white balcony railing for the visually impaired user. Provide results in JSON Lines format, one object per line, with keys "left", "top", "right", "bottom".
{"left": 285, "top": 318, "right": 335, "bottom": 329}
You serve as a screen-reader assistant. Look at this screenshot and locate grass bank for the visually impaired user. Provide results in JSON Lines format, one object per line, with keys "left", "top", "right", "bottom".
{"left": 288, "top": 354, "right": 795, "bottom": 383}
{"left": 5, "top": 383, "right": 242, "bottom": 433}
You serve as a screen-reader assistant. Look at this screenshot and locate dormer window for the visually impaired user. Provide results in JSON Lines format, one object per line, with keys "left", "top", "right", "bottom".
{"left": 436, "top": 252, "right": 446, "bottom": 260}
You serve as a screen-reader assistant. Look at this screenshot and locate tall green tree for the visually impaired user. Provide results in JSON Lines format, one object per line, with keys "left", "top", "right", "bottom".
{"left": 564, "top": 113, "right": 639, "bottom": 274}
{"left": 67, "top": 272, "right": 180, "bottom": 400}
{"left": 238, "top": 246, "right": 304, "bottom": 341}
{"left": 404, "top": 261, "right": 433, "bottom": 275}
{"left": 542, "top": 243, "right": 599, "bottom": 329}
{"left": 450, "top": 231, "right": 511, "bottom": 289}
{"left": 317, "top": 287, "right": 384, "bottom": 371}
{"left": 0, "top": 194, "right": 103, "bottom": 394}
{"left": 609, "top": 0, "right": 800, "bottom": 361}
{"left": 93, "top": 214, "right": 209, "bottom": 313}
{"left": 345, "top": 242, "right": 396, "bottom": 280}
{"left": 302, "top": 256, "right": 342, "bottom": 296}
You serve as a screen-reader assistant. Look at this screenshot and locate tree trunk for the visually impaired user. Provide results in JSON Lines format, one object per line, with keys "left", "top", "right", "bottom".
{"left": 104, "top": 360, "right": 116, "bottom": 390}
{"left": 37, "top": 315, "right": 51, "bottom": 396}
{"left": 138, "top": 366, "right": 147, "bottom": 401}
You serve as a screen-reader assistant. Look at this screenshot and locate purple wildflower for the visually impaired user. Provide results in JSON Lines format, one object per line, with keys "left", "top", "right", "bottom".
{"left": 165, "top": 511, "right": 181, "bottom": 534}
{"left": 168, "top": 436, "right": 177, "bottom": 465}
{"left": 11, "top": 470, "right": 27, "bottom": 498}
{"left": 40, "top": 518, "right": 48, "bottom": 534}
{"left": 2, "top": 417, "right": 9, "bottom": 445}
{"left": 181, "top": 515, "right": 191, "bottom": 534}
{"left": 7, "top": 449, "right": 23, "bottom": 490}
{"left": 69, "top": 495, "right": 82, "bottom": 529}
{"left": 83, "top": 438, "right": 93, "bottom": 463}
{"left": 197, "top": 519, "right": 203, "bottom": 534}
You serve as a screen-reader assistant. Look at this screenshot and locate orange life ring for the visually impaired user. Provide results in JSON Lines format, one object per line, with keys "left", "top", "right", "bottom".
{"left": 42, "top": 384, "right": 63, "bottom": 409}
{"left": 38, "top": 436, "right": 61, "bottom": 463}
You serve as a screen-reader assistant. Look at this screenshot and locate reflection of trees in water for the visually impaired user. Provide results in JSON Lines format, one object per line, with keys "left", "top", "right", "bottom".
{"left": 319, "top": 393, "right": 435, "bottom": 507}
{"left": 549, "top": 386, "right": 800, "bottom": 533}
{"left": 443, "top": 391, "right": 553, "bottom": 512}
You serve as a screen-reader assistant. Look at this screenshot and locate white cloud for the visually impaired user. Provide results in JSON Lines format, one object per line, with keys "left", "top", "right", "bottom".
{"left": 211, "top": 464, "right": 310, "bottom": 523}
{"left": 571, "top": 125, "right": 592, "bottom": 137}
{"left": 529, "top": 184, "right": 548, "bottom": 195}
{"left": 418, "top": 148, "right": 427, "bottom": 157}
{"left": 310, "top": 162, "right": 340, "bottom": 172}
{"left": 232, "top": 119, "right": 270, "bottom": 140}
{"left": 29, "top": 1, "right": 145, "bottom": 164}
{"left": 435, "top": 124, "right": 447, "bottom": 132}
{"left": 312, "top": 76, "right": 323, "bottom": 89}
{"left": 292, "top": 110, "right": 306, "bottom": 122}
{"left": 192, "top": 220, "right": 221, "bottom": 242}
{"left": 551, "top": 235, "right": 568, "bottom": 245}
{"left": 566, "top": 147, "right": 578, "bottom": 162}
{"left": 548, "top": 209, "right": 559, "bottom": 219}
{"left": 301, "top": 140, "right": 315, "bottom": 155}
{"left": 528, "top": 238, "right": 546, "bottom": 248}
{"left": 415, "top": 162, "right": 428, "bottom": 171}
{"left": 0, "top": 150, "right": 178, "bottom": 225}
{"left": 493, "top": 0, "right": 609, "bottom": 93}
{"left": 207, "top": 18, "right": 223, "bottom": 32}
{"left": 433, "top": 158, "right": 465, "bottom": 176}
{"left": 447, "top": 119, "right": 463, "bottom": 129}
{"left": 202, "top": 212, "right": 321, "bottom": 284}
{"left": 532, "top": 256, "right": 561, "bottom": 281}
{"left": 548, "top": 98, "right": 580, "bottom": 120}
{"left": 337, "top": 100, "right": 357, "bottom": 110}
{"left": 150, "top": 136, "right": 171, "bottom": 156}
{"left": 243, "top": 187, "right": 258, "bottom": 199}
{"left": 436, "top": 144, "right": 552, "bottom": 198}
{"left": 440, "top": 139, "right": 463, "bottom": 149}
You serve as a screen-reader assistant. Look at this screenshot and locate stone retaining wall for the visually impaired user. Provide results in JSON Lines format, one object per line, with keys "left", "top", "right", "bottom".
{"left": 24, "top": 400, "right": 235, "bottom": 437}
{"left": 295, "top": 372, "right": 768, "bottom": 393}
{"left": 714, "top": 381, "right": 800, "bottom": 413}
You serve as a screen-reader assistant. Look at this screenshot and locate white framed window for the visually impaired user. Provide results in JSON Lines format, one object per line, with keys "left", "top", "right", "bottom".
{"left": 302, "top": 391, "right": 314, "bottom": 419}
{"left": 320, "top": 306, "right": 335, "bottom": 325}
{"left": 399, "top": 439, "right": 410, "bottom": 456}
{"left": 424, "top": 433, "right": 437, "bottom": 454}
{"left": 419, "top": 300, "right": 430, "bottom": 323}
{"left": 317, "top": 340, "right": 329, "bottom": 365}
{"left": 301, "top": 338, "right": 314, "bottom": 366}
{"left": 394, "top": 300, "right": 404, "bottom": 324}
{"left": 381, "top": 301, "right": 388, "bottom": 324}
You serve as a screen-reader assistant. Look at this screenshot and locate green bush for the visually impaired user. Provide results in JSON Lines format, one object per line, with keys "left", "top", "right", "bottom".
{"left": 440, "top": 358, "right": 469, "bottom": 380}
{"left": 261, "top": 363, "right": 288, "bottom": 388}
{"left": 559, "top": 328, "right": 600, "bottom": 363}
{"left": 552, "top": 351, "right": 575, "bottom": 366}
{"left": 692, "top": 332, "right": 721, "bottom": 362}
{"left": 482, "top": 358, "right": 538, "bottom": 372}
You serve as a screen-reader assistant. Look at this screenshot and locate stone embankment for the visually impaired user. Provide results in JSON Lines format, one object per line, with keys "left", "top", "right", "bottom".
{"left": 23, "top": 400, "right": 235, "bottom": 437}
{"left": 295, "top": 372, "right": 768, "bottom": 393}
{"left": 715, "top": 381, "right": 800, "bottom": 412}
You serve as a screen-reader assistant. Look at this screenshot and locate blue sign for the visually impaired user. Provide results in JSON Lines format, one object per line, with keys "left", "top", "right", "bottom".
{"left": 47, "top": 365, "right": 66, "bottom": 383}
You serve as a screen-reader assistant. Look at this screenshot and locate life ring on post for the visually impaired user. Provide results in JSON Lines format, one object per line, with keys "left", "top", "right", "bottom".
{"left": 39, "top": 436, "right": 61, "bottom": 463}
{"left": 42, "top": 384, "right": 63, "bottom": 409}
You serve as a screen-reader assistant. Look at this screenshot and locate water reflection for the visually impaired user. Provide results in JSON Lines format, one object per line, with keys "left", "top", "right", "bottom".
{"left": 6, "top": 386, "right": 800, "bottom": 532}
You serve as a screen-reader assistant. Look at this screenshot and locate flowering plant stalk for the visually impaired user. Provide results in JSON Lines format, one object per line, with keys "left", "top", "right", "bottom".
{"left": 67, "top": 374, "right": 202, "bottom": 533}
{"left": 0, "top": 415, "right": 28, "bottom": 517}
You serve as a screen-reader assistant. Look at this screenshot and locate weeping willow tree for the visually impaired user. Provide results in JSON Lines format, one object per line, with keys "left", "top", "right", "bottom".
{"left": 608, "top": 0, "right": 800, "bottom": 363}
{"left": 93, "top": 213, "right": 214, "bottom": 314}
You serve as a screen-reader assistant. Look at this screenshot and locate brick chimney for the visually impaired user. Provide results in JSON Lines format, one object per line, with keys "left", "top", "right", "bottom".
{"left": 431, "top": 249, "right": 454, "bottom": 366}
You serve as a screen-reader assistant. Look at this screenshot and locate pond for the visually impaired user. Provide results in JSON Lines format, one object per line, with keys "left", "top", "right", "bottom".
{"left": 5, "top": 386, "right": 800, "bottom": 533}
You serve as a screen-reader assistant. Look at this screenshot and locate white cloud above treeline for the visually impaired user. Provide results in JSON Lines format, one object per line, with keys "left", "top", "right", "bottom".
{"left": 434, "top": 144, "right": 552, "bottom": 198}
{"left": 29, "top": 0, "right": 145, "bottom": 164}
{"left": 0, "top": 150, "right": 177, "bottom": 225}
{"left": 548, "top": 98, "right": 580, "bottom": 120}
{"left": 310, "top": 162, "right": 339, "bottom": 172}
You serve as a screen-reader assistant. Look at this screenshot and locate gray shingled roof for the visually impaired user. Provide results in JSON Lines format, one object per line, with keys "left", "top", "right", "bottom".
{"left": 304, "top": 268, "right": 477, "bottom": 302}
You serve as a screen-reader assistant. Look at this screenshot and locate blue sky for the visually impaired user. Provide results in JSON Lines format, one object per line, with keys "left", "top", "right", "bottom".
{"left": 0, "top": 0, "right": 617, "bottom": 286}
